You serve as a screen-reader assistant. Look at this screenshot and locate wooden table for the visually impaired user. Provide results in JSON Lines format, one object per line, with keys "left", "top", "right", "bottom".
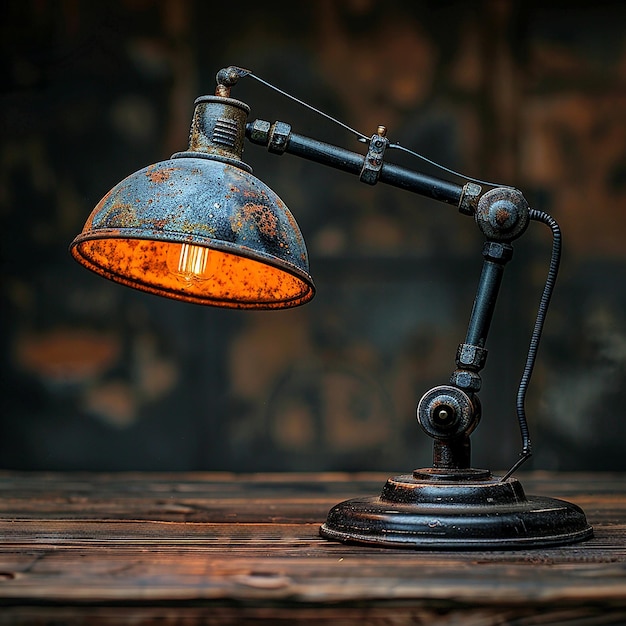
{"left": 0, "top": 471, "right": 624, "bottom": 625}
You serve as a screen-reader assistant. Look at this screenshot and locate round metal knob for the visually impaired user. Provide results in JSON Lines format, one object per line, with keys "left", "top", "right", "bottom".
{"left": 417, "top": 385, "right": 480, "bottom": 439}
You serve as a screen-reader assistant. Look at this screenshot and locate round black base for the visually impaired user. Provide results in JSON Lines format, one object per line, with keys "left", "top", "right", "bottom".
{"left": 320, "top": 471, "right": 593, "bottom": 549}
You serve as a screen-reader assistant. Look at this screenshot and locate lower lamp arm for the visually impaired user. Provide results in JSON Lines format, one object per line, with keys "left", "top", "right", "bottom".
{"left": 246, "top": 115, "right": 536, "bottom": 475}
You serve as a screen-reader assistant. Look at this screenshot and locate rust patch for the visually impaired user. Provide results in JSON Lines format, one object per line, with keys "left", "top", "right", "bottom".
{"left": 231, "top": 203, "right": 279, "bottom": 238}
{"left": 495, "top": 207, "right": 511, "bottom": 226}
{"left": 105, "top": 202, "right": 137, "bottom": 228}
{"left": 146, "top": 167, "right": 177, "bottom": 184}
{"left": 180, "top": 218, "right": 206, "bottom": 235}
{"left": 283, "top": 206, "right": 299, "bottom": 234}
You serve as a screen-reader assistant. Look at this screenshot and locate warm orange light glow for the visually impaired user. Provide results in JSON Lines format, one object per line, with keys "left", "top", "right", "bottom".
{"left": 71, "top": 238, "right": 314, "bottom": 308}
{"left": 166, "top": 243, "right": 215, "bottom": 285}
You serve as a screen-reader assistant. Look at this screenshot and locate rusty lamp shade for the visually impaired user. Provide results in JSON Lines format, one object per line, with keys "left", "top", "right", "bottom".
{"left": 70, "top": 96, "right": 315, "bottom": 309}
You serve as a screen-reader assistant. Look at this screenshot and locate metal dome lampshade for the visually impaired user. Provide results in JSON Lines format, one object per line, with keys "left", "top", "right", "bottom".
{"left": 70, "top": 95, "right": 315, "bottom": 308}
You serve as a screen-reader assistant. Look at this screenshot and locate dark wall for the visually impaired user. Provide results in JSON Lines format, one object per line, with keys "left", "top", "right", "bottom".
{"left": 2, "top": 0, "right": 625, "bottom": 473}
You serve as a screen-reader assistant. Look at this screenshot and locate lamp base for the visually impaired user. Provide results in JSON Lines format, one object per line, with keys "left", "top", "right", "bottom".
{"left": 319, "top": 469, "right": 593, "bottom": 549}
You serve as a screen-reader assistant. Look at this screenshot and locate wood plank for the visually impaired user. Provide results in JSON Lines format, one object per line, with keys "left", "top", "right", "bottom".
{"left": 2, "top": 606, "right": 624, "bottom": 626}
{"left": 0, "top": 471, "right": 624, "bottom": 625}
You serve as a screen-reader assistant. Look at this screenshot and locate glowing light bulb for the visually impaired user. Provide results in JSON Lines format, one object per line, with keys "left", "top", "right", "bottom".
{"left": 167, "top": 243, "right": 214, "bottom": 285}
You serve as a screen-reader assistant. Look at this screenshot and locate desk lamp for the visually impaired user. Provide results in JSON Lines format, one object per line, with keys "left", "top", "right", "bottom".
{"left": 71, "top": 66, "right": 592, "bottom": 549}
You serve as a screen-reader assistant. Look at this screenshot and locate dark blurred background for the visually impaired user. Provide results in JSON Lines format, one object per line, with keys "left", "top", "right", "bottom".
{"left": 1, "top": 0, "right": 625, "bottom": 473}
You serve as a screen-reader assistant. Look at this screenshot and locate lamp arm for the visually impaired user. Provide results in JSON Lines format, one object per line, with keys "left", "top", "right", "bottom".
{"left": 243, "top": 113, "right": 556, "bottom": 478}
{"left": 245, "top": 120, "right": 471, "bottom": 210}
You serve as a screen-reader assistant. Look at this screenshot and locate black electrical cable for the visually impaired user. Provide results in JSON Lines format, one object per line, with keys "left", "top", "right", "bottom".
{"left": 501, "top": 209, "right": 562, "bottom": 481}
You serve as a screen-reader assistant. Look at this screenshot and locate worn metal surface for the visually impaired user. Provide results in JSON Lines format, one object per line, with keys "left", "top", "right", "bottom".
{"left": 71, "top": 92, "right": 315, "bottom": 308}
{"left": 70, "top": 156, "right": 315, "bottom": 308}
{"left": 417, "top": 384, "right": 479, "bottom": 442}
{"left": 320, "top": 472, "right": 593, "bottom": 549}
{"left": 475, "top": 187, "right": 530, "bottom": 242}
{"left": 246, "top": 118, "right": 465, "bottom": 205}
{"left": 184, "top": 95, "right": 251, "bottom": 166}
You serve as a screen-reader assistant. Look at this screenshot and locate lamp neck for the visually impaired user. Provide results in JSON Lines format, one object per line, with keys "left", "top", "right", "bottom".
{"left": 172, "top": 96, "right": 253, "bottom": 173}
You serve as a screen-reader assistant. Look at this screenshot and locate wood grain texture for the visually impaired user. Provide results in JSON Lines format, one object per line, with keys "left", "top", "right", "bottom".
{"left": 0, "top": 471, "right": 624, "bottom": 625}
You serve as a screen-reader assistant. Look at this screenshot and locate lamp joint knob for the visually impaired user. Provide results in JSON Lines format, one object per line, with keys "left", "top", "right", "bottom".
{"left": 475, "top": 187, "right": 530, "bottom": 241}
{"left": 417, "top": 385, "right": 480, "bottom": 440}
